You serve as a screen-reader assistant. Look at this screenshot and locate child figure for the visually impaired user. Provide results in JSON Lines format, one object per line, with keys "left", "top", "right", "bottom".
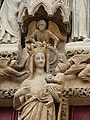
{"left": 45, "top": 72, "right": 65, "bottom": 102}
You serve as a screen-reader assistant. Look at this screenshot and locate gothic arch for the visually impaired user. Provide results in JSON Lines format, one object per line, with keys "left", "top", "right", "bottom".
{"left": 28, "top": 0, "right": 70, "bottom": 23}
{"left": 29, "top": 1, "right": 52, "bottom": 16}
{"left": 52, "top": 3, "right": 70, "bottom": 23}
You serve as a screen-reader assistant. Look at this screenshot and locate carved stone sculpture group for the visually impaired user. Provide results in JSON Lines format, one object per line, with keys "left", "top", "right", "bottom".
{"left": 13, "top": 42, "right": 65, "bottom": 120}
{"left": 0, "top": 0, "right": 90, "bottom": 119}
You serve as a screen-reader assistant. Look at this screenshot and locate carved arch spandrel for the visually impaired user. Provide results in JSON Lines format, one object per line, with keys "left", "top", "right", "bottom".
{"left": 27, "top": 0, "right": 70, "bottom": 23}
{"left": 52, "top": 3, "right": 70, "bottom": 23}
{"left": 29, "top": 1, "right": 52, "bottom": 16}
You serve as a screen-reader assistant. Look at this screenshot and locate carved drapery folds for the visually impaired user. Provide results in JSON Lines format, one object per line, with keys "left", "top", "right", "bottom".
{"left": 1, "top": 88, "right": 90, "bottom": 120}
{"left": 13, "top": 42, "right": 65, "bottom": 120}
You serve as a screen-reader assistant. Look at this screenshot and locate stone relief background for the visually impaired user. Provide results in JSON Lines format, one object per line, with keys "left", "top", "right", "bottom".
{"left": 0, "top": 0, "right": 90, "bottom": 120}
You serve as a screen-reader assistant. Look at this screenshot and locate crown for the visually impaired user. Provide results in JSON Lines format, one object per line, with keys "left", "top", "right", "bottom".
{"left": 27, "top": 41, "right": 48, "bottom": 55}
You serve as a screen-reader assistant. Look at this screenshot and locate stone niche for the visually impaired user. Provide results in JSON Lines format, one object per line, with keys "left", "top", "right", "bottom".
{"left": 23, "top": 5, "right": 69, "bottom": 53}
{"left": 0, "top": 0, "right": 70, "bottom": 120}
{"left": 0, "top": 0, "right": 70, "bottom": 89}
{"left": 1, "top": 1, "right": 90, "bottom": 120}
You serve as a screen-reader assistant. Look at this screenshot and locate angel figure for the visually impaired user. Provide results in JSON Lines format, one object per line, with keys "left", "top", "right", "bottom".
{"left": 64, "top": 54, "right": 90, "bottom": 75}
{"left": 13, "top": 42, "right": 65, "bottom": 120}
{"left": 0, "top": 58, "right": 29, "bottom": 79}
{"left": 26, "top": 20, "right": 67, "bottom": 63}
{"left": 26, "top": 20, "right": 59, "bottom": 49}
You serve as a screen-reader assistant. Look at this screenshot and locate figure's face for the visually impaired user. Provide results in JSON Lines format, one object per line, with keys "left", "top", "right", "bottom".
{"left": 38, "top": 24, "right": 45, "bottom": 31}
{"left": 34, "top": 52, "right": 45, "bottom": 69}
{"left": 10, "top": 60, "right": 18, "bottom": 67}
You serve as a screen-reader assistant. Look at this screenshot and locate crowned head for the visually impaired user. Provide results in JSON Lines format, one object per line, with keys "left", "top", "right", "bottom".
{"left": 27, "top": 41, "right": 48, "bottom": 56}
{"left": 28, "top": 42, "right": 49, "bottom": 75}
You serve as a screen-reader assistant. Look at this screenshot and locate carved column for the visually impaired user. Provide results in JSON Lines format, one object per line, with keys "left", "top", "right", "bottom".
{"left": 87, "top": 0, "right": 90, "bottom": 38}
{"left": 61, "top": 98, "right": 69, "bottom": 120}
{"left": 72, "top": 0, "right": 87, "bottom": 39}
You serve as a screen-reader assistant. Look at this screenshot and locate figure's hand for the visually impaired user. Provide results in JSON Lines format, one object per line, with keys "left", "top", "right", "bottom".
{"left": 45, "top": 74, "right": 54, "bottom": 82}
{"left": 47, "top": 86, "right": 60, "bottom": 102}
{"left": 24, "top": 87, "right": 30, "bottom": 92}
{"left": 20, "top": 71, "right": 30, "bottom": 76}
{"left": 19, "top": 87, "right": 30, "bottom": 95}
{"left": 54, "top": 45, "right": 57, "bottom": 49}
{"left": 14, "top": 87, "right": 30, "bottom": 98}
{"left": 54, "top": 73, "right": 65, "bottom": 84}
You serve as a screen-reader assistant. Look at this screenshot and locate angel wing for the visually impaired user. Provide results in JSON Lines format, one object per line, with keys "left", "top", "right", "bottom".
{"left": 48, "top": 21, "right": 67, "bottom": 62}
{"left": 26, "top": 20, "right": 64, "bottom": 41}
{"left": 70, "top": 54, "right": 90, "bottom": 65}
{"left": 48, "top": 21, "right": 64, "bottom": 41}
{"left": 26, "top": 21, "right": 36, "bottom": 40}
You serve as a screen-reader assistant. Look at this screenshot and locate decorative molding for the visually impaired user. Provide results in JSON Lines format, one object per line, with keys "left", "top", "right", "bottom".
{"left": 27, "top": 0, "right": 70, "bottom": 23}
{"left": 0, "top": 88, "right": 90, "bottom": 99}
{"left": 0, "top": 44, "right": 19, "bottom": 60}
{"left": 61, "top": 88, "right": 90, "bottom": 120}
{"left": 65, "top": 42, "right": 90, "bottom": 59}
{"left": 66, "top": 50, "right": 90, "bottom": 59}
{"left": 63, "top": 88, "right": 90, "bottom": 98}
{"left": 0, "top": 89, "right": 16, "bottom": 99}
{"left": 61, "top": 98, "right": 69, "bottom": 120}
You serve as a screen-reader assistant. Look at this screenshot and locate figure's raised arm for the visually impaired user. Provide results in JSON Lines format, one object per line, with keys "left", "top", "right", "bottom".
{"left": 48, "top": 30, "right": 59, "bottom": 48}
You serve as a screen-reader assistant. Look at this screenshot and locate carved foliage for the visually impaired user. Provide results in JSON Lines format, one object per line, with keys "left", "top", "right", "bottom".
{"left": 63, "top": 88, "right": 90, "bottom": 98}
{"left": 0, "top": 89, "right": 16, "bottom": 98}
{"left": 61, "top": 98, "right": 68, "bottom": 120}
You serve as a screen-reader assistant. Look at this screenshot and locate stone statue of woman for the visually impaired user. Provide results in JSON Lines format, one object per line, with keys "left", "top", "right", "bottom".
{"left": 13, "top": 42, "right": 65, "bottom": 120}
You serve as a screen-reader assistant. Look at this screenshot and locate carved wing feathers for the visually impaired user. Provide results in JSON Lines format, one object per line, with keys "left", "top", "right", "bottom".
{"left": 48, "top": 21, "right": 64, "bottom": 41}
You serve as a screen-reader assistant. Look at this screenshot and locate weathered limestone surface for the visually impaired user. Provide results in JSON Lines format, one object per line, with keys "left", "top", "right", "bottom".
{"left": 0, "top": 0, "right": 90, "bottom": 120}
{"left": 72, "top": 0, "right": 87, "bottom": 39}
{"left": 13, "top": 42, "right": 65, "bottom": 120}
